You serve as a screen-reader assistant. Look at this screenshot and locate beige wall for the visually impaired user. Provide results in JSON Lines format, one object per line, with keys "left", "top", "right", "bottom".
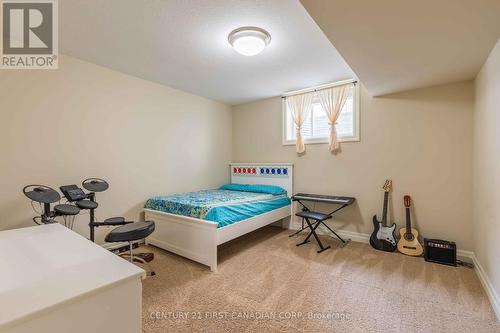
{"left": 0, "top": 55, "right": 232, "bottom": 242}
{"left": 0, "top": 54, "right": 478, "bottom": 254}
{"left": 233, "top": 82, "right": 474, "bottom": 250}
{"left": 473, "top": 39, "right": 500, "bottom": 303}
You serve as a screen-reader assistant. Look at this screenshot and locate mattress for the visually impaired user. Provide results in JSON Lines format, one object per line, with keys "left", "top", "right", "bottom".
{"left": 144, "top": 189, "right": 291, "bottom": 228}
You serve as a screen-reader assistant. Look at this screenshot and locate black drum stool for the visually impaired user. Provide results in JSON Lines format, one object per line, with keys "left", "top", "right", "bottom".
{"left": 105, "top": 221, "right": 156, "bottom": 276}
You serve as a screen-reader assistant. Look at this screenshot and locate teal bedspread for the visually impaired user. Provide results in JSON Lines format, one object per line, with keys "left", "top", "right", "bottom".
{"left": 144, "top": 189, "right": 291, "bottom": 228}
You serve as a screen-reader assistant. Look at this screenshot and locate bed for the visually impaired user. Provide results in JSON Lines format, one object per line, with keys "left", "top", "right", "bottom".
{"left": 144, "top": 163, "right": 293, "bottom": 272}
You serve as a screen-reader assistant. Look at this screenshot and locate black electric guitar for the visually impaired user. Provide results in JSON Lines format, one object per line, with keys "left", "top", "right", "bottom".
{"left": 369, "top": 179, "right": 397, "bottom": 252}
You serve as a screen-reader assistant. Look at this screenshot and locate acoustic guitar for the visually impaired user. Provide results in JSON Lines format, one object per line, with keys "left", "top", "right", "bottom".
{"left": 369, "top": 180, "right": 397, "bottom": 252}
{"left": 397, "top": 195, "right": 423, "bottom": 256}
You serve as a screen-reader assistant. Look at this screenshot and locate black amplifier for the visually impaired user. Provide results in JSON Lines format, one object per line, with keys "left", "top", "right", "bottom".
{"left": 424, "top": 238, "right": 457, "bottom": 266}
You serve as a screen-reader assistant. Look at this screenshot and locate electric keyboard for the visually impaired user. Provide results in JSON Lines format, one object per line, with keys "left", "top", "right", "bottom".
{"left": 292, "top": 193, "right": 355, "bottom": 205}
{"left": 290, "top": 192, "right": 356, "bottom": 250}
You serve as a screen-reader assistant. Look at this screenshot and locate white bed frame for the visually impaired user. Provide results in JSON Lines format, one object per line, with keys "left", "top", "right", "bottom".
{"left": 145, "top": 163, "right": 293, "bottom": 272}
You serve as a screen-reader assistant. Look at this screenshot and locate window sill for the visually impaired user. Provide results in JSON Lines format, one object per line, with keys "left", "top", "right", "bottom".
{"left": 282, "top": 137, "right": 360, "bottom": 146}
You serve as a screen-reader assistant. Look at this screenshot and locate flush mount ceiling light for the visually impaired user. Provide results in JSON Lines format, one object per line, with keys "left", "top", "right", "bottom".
{"left": 228, "top": 26, "right": 271, "bottom": 56}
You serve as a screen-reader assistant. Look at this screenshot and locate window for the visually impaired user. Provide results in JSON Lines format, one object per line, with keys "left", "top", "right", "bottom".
{"left": 283, "top": 82, "right": 359, "bottom": 145}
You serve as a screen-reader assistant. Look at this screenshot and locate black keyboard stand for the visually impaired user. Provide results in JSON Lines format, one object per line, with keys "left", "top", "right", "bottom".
{"left": 290, "top": 193, "right": 355, "bottom": 253}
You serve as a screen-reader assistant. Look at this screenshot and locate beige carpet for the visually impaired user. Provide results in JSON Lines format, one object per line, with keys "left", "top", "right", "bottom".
{"left": 141, "top": 226, "right": 499, "bottom": 333}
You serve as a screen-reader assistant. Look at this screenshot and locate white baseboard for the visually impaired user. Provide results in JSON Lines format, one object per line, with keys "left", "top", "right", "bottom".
{"left": 330, "top": 228, "right": 370, "bottom": 243}
{"left": 472, "top": 254, "right": 500, "bottom": 321}
{"left": 292, "top": 223, "right": 473, "bottom": 259}
{"left": 290, "top": 223, "right": 498, "bottom": 321}
{"left": 456, "top": 249, "right": 474, "bottom": 262}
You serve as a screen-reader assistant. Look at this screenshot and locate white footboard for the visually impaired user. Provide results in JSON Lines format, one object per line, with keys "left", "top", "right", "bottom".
{"left": 144, "top": 209, "right": 219, "bottom": 271}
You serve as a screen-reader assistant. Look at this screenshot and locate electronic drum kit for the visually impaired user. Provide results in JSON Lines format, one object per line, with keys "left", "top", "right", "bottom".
{"left": 22, "top": 178, "right": 110, "bottom": 230}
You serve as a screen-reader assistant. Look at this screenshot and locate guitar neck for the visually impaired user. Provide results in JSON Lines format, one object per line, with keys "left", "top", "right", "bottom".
{"left": 382, "top": 191, "right": 388, "bottom": 226}
{"left": 405, "top": 207, "right": 411, "bottom": 235}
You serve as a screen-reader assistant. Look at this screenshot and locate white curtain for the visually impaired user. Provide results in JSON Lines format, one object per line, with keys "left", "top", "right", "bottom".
{"left": 286, "top": 92, "right": 313, "bottom": 154}
{"left": 317, "top": 84, "right": 351, "bottom": 152}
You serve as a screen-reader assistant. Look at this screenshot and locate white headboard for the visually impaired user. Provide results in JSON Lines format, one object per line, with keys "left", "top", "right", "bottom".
{"left": 230, "top": 163, "right": 293, "bottom": 197}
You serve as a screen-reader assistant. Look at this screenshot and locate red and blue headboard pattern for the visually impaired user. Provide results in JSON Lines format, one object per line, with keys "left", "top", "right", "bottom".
{"left": 232, "top": 166, "right": 289, "bottom": 176}
{"left": 230, "top": 163, "right": 293, "bottom": 197}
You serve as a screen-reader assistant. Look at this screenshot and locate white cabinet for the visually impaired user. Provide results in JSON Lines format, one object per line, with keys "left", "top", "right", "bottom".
{"left": 0, "top": 224, "right": 145, "bottom": 333}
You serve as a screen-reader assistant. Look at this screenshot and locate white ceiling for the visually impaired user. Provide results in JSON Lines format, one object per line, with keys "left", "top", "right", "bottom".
{"left": 60, "top": 0, "right": 355, "bottom": 105}
{"left": 301, "top": 0, "right": 500, "bottom": 96}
